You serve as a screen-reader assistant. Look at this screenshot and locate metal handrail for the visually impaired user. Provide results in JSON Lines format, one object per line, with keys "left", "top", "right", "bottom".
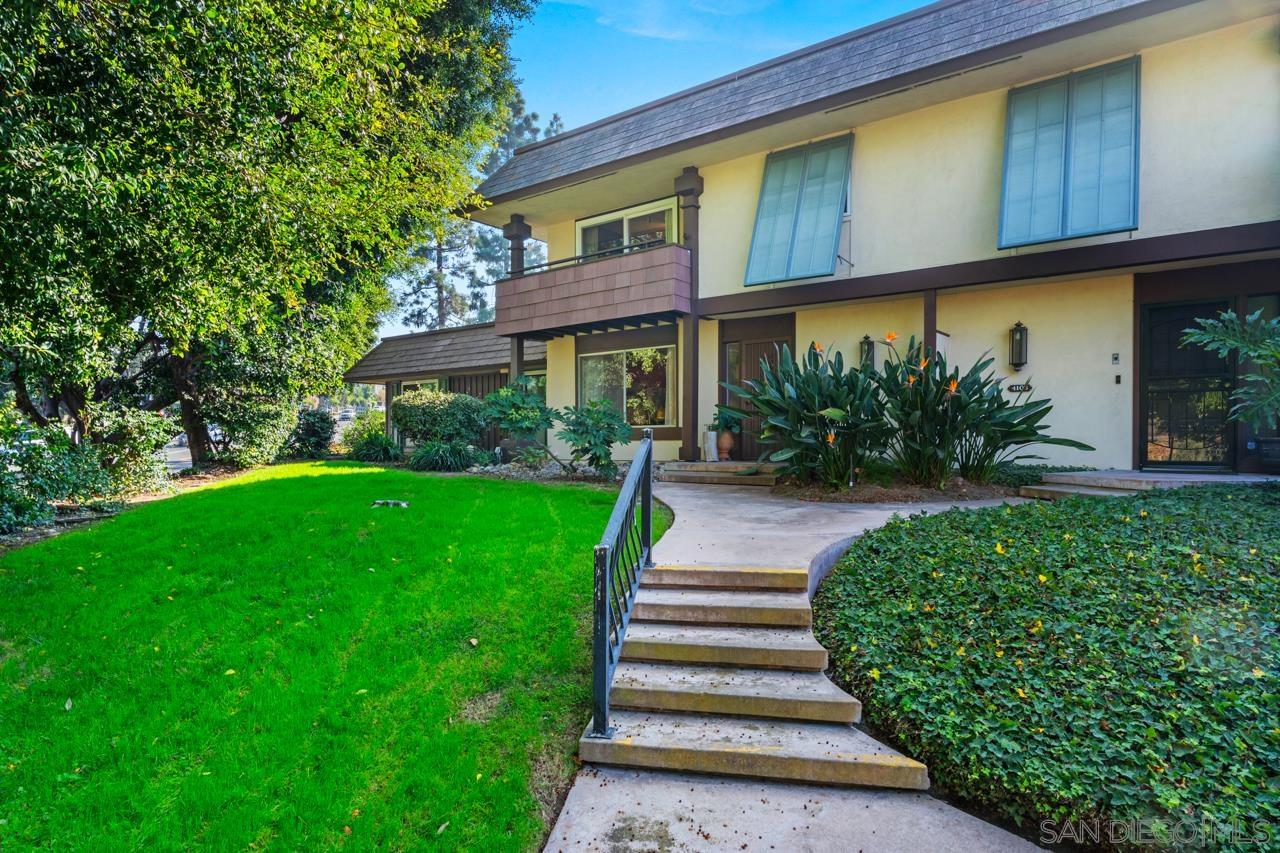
{"left": 587, "top": 427, "right": 654, "bottom": 738}
{"left": 511, "top": 239, "right": 671, "bottom": 277}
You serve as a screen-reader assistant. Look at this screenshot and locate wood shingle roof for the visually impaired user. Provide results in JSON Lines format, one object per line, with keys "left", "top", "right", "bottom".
{"left": 343, "top": 323, "right": 546, "bottom": 384}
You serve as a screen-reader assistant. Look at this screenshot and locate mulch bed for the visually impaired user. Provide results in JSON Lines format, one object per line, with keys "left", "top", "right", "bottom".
{"left": 773, "top": 477, "right": 1015, "bottom": 503}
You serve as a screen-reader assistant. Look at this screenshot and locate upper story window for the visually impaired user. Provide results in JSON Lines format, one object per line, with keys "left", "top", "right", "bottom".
{"left": 999, "top": 57, "right": 1140, "bottom": 248}
{"left": 576, "top": 198, "right": 677, "bottom": 258}
{"left": 745, "top": 134, "right": 852, "bottom": 286}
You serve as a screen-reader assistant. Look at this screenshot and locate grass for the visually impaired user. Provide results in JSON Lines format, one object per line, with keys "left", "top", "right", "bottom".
{"left": 814, "top": 484, "right": 1279, "bottom": 850}
{"left": 0, "top": 462, "right": 671, "bottom": 851}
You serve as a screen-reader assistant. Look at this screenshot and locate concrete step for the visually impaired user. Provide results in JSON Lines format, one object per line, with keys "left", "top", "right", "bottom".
{"left": 659, "top": 471, "right": 778, "bottom": 487}
{"left": 632, "top": 588, "right": 812, "bottom": 628}
{"left": 641, "top": 564, "right": 808, "bottom": 591}
{"left": 580, "top": 711, "right": 929, "bottom": 790}
{"left": 621, "top": 623, "right": 828, "bottom": 671}
{"left": 662, "top": 461, "right": 784, "bottom": 474}
{"left": 1019, "top": 483, "right": 1139, "bottom": 500}
{"left": 611, "top": 662, "right": 860, "bottom": 723}
{"left": 1040, "top": 470, "right": 1275, "bottom": 491}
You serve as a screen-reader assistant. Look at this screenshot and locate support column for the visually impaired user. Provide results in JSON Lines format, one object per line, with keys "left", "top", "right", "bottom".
{"left": 510, "top": 334, "right": 525, "bottom": 382}
{"left": 502, "top": 214, "right": 532, "bottom": 276}
{"left": 675, "top": 166, "right": 704, "bottom": 461}
{"left": 923, "top": 289, "right": 938, "bottom": 354}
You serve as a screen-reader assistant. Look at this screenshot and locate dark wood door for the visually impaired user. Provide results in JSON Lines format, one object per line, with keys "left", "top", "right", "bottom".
{"left": 720, "top": 315, "right": 795, "bottom": 463}
{"left": 1141, "top": 300, "right": 1233, "bottom": 468}
{"left": 448, "top": 371, "right": 506, "bottom": 451}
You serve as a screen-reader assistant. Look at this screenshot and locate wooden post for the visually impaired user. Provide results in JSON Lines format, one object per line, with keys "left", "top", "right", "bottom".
{"left": 675, "top": 167, "right": 704, "bottom": 461}
{"left": 923, "top": 289, "right": 938, "bottom": 354}
{"left": 510, "top": 335, "right": 524, "bottom": 382}
{"left": 502, "top": 214, "right": 533, "bottom": 276}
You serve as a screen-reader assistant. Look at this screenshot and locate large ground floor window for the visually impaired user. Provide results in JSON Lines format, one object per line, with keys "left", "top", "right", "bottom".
{"left": 578, "top": 346, "right": 676, "bottom": 427}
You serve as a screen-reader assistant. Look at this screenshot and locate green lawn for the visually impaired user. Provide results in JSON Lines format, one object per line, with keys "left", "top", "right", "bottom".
{"left": 0, "top": 462, "right": 670, "bottom": 850}
{"left": 814, "top": 484, "right": 1279, "bottom": 849}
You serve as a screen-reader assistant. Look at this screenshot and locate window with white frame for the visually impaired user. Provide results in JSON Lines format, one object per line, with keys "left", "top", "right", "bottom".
{"left": 576, "top": 198, "right": 677, "bottom": 258}
{"left": 577, "top": 346, "right": 676, "bottom": 427}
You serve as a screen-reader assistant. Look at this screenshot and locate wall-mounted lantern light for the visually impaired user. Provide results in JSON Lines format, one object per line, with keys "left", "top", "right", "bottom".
{"left": 1009, "top": 321, "right": 1029, "bottom": 372}
{"left": 859, "top": 334, "right": 875, "bottom": 368}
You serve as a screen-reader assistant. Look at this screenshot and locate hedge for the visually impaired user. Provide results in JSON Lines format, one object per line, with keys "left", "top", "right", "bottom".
{"left": 814, "top": 484, "right": 1279, "bottom": 849}
{"left": 390, "top": 389, "right": 487, "bottom": 444}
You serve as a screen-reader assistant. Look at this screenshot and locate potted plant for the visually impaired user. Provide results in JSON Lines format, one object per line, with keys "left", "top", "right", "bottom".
{"left": 709, "top": 410, "right": 741, "bottom": 461}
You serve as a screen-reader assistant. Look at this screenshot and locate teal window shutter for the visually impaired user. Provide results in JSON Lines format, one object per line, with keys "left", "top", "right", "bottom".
{"left": 745, "top": 147, "right": 807, "bottom": 284}
{"left": 999, "top": 57, "right": 1139, "bottom": 248}
{"left": 745, "top": 135, "right": 852, "bottom": 285}
{"left": 1066, "top": 59, "right": 1138, "bottom": 235}
{"left": 999, "top": 79, "right": 1068, "bottom": 247}
{"left": 789, "top": 136, "right": 852, "bottom": 278}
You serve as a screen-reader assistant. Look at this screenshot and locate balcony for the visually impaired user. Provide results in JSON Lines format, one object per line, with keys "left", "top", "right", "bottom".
{"left": 495, "top": 243, "right": 692, "bottom": 339}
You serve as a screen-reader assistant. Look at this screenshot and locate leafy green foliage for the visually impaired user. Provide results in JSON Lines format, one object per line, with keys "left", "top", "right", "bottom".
{"left": 1, "top": 0, "right": 529, "bottom": 467}
{"left": 513, "top": 444, "right": 549, "bottom": 468}
{"left": 556, "top": 401, "right": 632, "bottom": 479}
{"left": 814, "top": 485, "right": 1280, "bottom": 845}
{"left": 88, "top": 406, "right": 177, "bottom": 496}
{"left": 391, "top": 389, "right": 488, "bottom": 444}
{"left": 722, "top": 337, "right": 1089, "bottom": 489}
{"left": 341, "top": 411, "right": 387, "bottom": 453}
{"left": 288, "top": 409, "right": 336, "bottom": 459}
{"left": 723, "top": 343, "right": 889, "bottom": 488}
{"left": 210, "top": 399, "right": 298, "bottom": 469}
{"left": 1183, "top": 308, "right": 1280, "bottom": 431}
{"left": 485, "top": 377, "right": 557, "bottom": 439}
{"left": 987, "top": 464, "right": 1097, "bottom": 489}
{"left": 0, "top": 463, "right": 672, "bottom": 848}
{"left": 407, "top": 440, "right": 485, "bottom": 472}
{"left": 348, "top": 434, "right": 402, "bottom": 463}
{"left": 0, "top": 404, "right": 110, "bottom": 532}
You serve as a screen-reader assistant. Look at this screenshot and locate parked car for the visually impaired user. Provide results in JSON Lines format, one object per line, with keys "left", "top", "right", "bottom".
{"left": 338, "top": 410, "right": 354, "bottom": 421}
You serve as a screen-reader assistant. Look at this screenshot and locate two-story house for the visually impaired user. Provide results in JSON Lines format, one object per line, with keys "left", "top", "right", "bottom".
{"left": 351, "top": 0, "right": 1280, "bottom": 472}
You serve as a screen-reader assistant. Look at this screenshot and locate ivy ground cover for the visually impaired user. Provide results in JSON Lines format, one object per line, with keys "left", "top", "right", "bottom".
{"left": 0, "top": 463, "right": 669, "bottom": 850}
{"left": 814, "top": 485, "right": 1279, "bottom": 848}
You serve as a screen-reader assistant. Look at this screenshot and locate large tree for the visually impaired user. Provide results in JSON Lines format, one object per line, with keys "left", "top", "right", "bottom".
{"left": 1, "top": 0, "right": 530, "bottom": 463}
{"left": 395, "top": 90, "right": 561, "bottom": 330}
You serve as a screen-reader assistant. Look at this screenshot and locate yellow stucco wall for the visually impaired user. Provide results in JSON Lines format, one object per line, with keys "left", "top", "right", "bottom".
{"left": 938, "top": 275, "right": 1134, "bottom": 469}
{"left": 695, "top": 16, "right": 1280, "bottom": 299}
{"left": 794, "top": 296, "right": 925, "bottom": 371}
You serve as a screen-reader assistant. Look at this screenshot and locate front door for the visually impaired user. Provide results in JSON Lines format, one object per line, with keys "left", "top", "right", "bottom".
{"left": 721, "top": 315, "right": 795, "bottom": 462}
{"left": 1141, "top": 300, "right": 1234, "bottom": 468}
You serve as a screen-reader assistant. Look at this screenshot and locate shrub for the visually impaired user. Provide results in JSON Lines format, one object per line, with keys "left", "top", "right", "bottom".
{"left": 556, "top": 400, "right": 631, "bottom": 478}
{"left": 1, "top": 403, "right": 112, "bottom": 532}
{"left": 90, "top": 405, "right": 178, "bottom": 496}
{"left": 288, "top": 409, "right": 336, "bottom": 459}
{"left": 987, "top": 463, "right": 1095, "bottom": 489}
{"left": 391, "top": 388, "right": 487, "bottom": 444}
{"left": 342, "top": 410, "right": 386, "bottom": 452}
{"left": 722, "top": 342, "right": 888, "bottom": 488}
{"left": 209, "top": 398, "right": 297, "bottom": 468}
{"left": 484, "top": 378, "right": 571, "bottom": 472}
{"left": 1183, "top": 308, "right": 1280, "bottom": 431}
{"left": 348, "top": 433, "right": 402, "bottom": 463}
{"left": 512, "top": 445, "right": 548, "bottom": 469}
{"left": 407, "top": 440, "right": 484, "bottom": 472}
{"left": 814, "top": 484, "right": 1280, "bottom": 846}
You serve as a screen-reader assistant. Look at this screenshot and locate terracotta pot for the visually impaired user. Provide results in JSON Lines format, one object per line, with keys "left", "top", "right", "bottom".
{"left": 716, "top": 430, "right": 735, "bottom": 460}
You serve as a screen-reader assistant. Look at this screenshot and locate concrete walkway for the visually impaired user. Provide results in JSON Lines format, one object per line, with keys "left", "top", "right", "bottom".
{"left": 545, "top": 483, "right": 1039, "bottom": 852}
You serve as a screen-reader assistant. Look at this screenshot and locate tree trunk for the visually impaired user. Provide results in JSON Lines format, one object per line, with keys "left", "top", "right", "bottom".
{"left": 435, "top": 242, "right": 446, "bottom": 328}
{"left": 168, "top": 352, "right": 213, "bottom": 466}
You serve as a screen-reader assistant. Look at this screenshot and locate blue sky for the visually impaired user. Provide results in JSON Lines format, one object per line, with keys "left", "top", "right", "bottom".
{"left": 378, "top": 0, "right": 932, "bottom": 339}
{"left": 511, "top": 0, "right": 933, "bottom": 130}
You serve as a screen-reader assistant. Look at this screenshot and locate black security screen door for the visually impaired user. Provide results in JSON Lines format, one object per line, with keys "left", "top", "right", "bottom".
{"left": 1142, "top": 300, "right": 1234, "bottom": 468}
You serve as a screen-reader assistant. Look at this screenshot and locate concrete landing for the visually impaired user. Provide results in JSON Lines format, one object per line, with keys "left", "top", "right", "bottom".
{"left": 547, "top": 765, "right": 1038, "bottom": 852}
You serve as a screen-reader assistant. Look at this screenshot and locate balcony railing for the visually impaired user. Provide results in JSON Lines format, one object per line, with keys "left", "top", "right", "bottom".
{"left": 513, "top": 238, "right": 668, "bottom": 277}
{"left": 495, "top": 242, "right": 692, "bottom": 338}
